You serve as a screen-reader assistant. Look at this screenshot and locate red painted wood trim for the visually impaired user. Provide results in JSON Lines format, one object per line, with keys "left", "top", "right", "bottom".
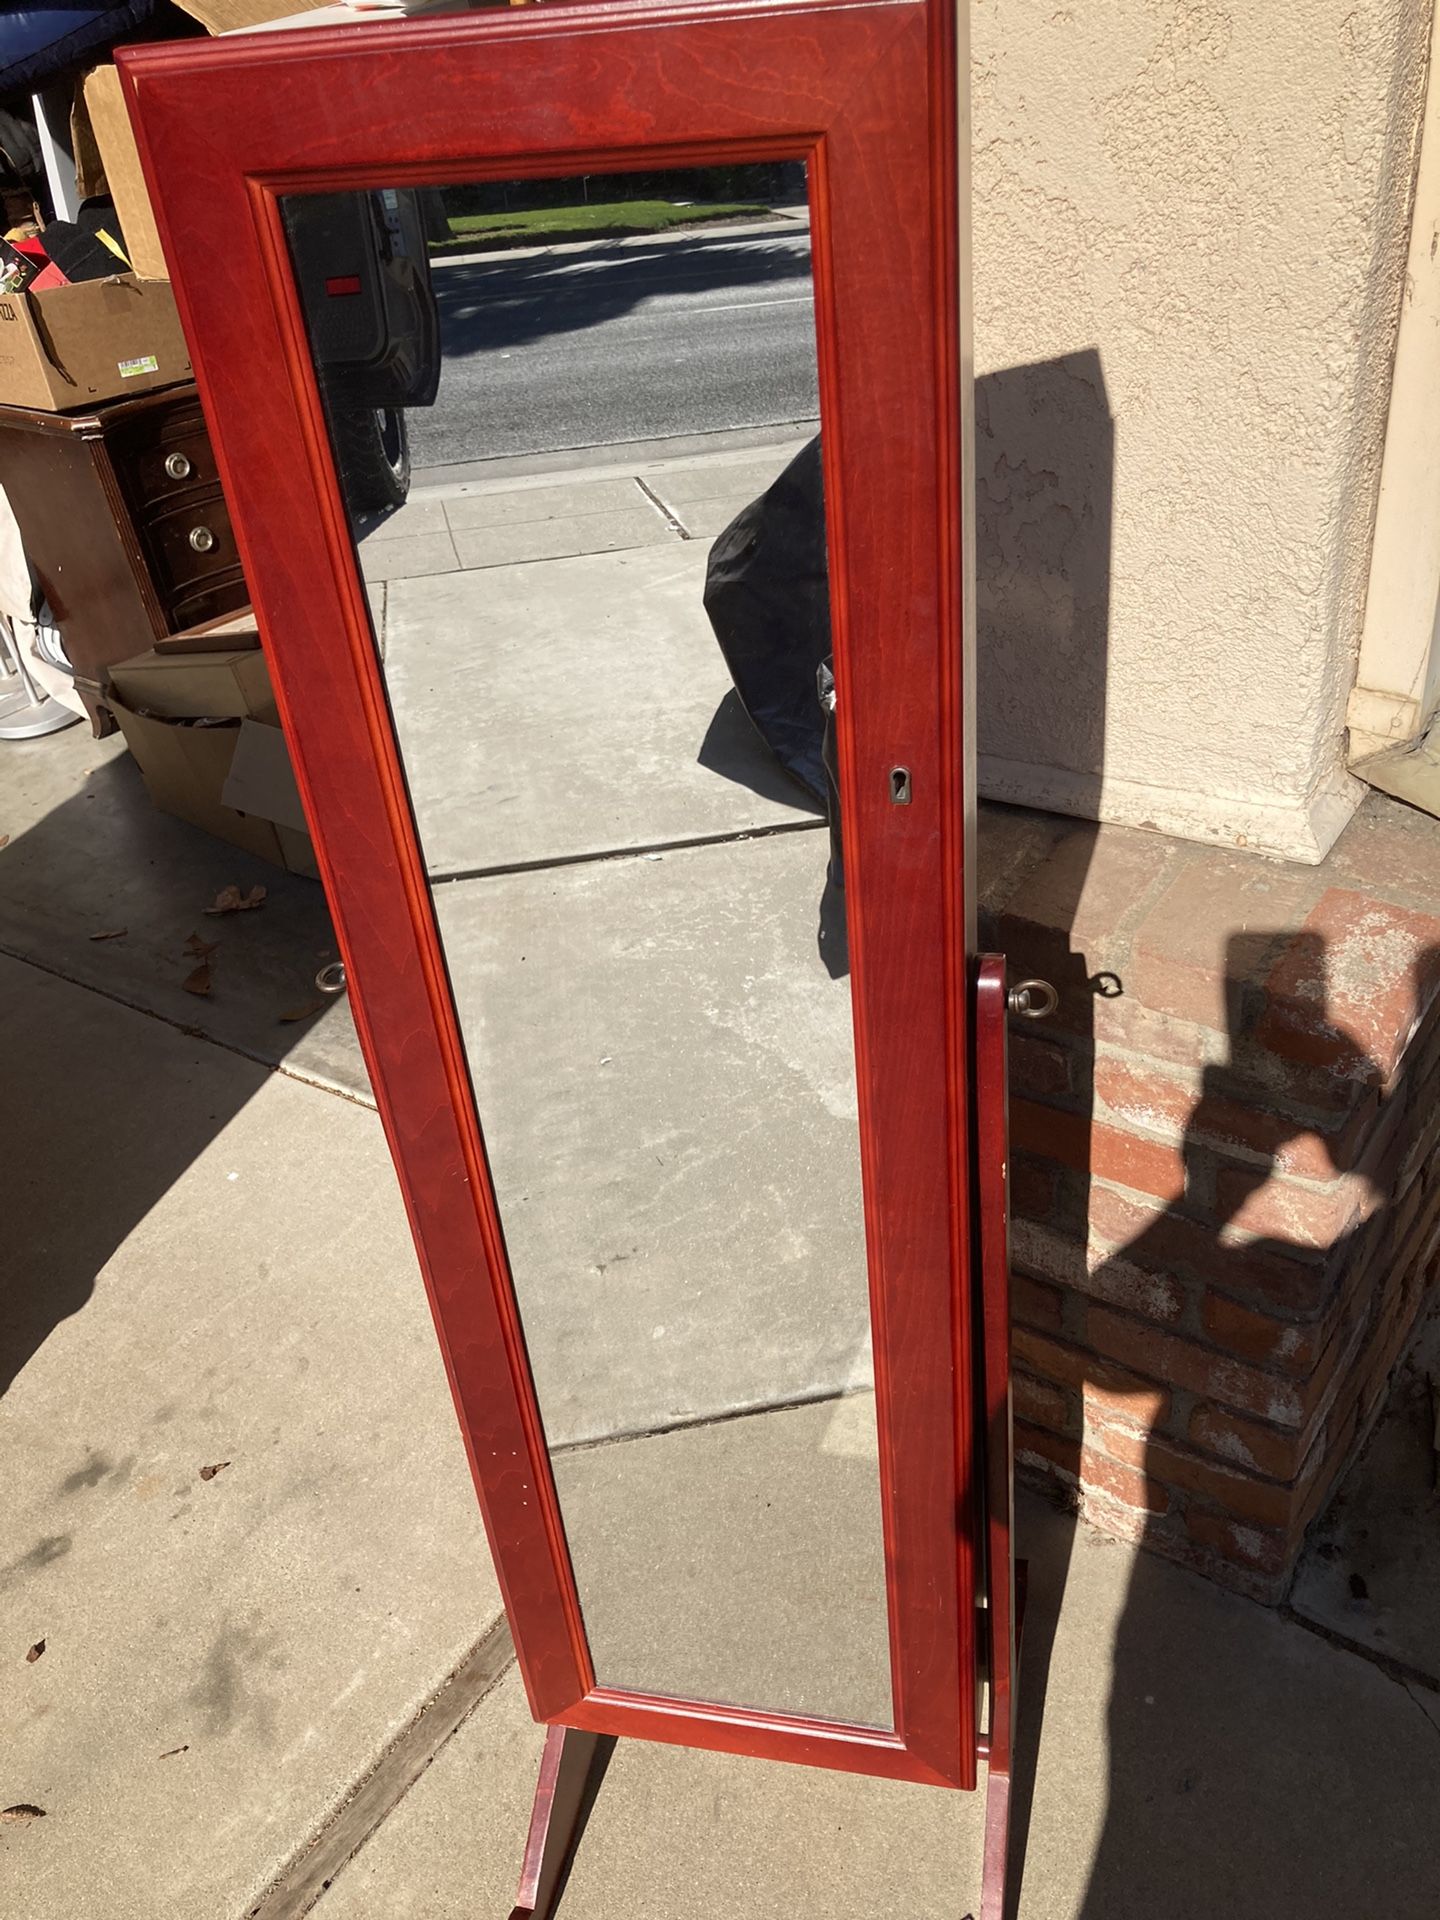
{"left": 975, "top": 956, "right": 1016, "bottom": 1779}
{"left": 119, "top": 0, "right": 978, "bottom": 1789}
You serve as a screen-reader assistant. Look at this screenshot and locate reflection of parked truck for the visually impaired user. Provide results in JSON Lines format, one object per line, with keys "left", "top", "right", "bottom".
{"left": 286, "top": 188, "right": 444, "bottom": 510}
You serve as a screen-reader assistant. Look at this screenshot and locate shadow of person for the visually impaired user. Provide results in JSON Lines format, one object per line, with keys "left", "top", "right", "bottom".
{"left": 1008, "top": 940, "right": 1440, "bottom": 1920}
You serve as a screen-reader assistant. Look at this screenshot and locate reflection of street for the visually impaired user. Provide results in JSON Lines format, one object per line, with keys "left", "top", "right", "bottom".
{"left": 412, "top": 221, "right": 818, "bottom": 466}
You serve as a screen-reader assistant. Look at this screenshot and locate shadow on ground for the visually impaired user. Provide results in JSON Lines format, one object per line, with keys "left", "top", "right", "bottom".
{"left": 0, "top": 733, "right": 349, "bottom": 1398}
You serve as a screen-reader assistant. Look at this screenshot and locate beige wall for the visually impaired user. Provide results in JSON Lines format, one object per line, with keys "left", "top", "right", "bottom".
{"left": 970, "top": 0, "right": 1431, "bottom": 860}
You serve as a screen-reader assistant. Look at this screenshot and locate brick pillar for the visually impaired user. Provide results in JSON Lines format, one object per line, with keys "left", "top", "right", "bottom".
{"left": 981, "top": 798, "right": 1440, "bottom": 1599}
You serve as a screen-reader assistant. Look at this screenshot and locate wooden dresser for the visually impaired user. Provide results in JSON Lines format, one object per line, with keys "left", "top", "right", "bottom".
{"left": 0, "top": 384, "right": 248, "bottom": 734}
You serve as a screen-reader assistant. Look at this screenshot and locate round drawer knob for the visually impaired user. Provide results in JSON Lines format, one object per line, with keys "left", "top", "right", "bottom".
{"left": 188, "top": 525, "right": 216, "bottom": 554}
{"left": 165, "top": 452, "right": 193, "bottom": 480}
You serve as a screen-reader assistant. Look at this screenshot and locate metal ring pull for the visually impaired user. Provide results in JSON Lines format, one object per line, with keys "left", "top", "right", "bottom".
{"left": 165, "top": 452, "right": 193, "bottom": 480}
{"left": 1007, "top": 977, "right": 1058, "bottom": 1020}
{"left": 315, "top": 961, "right": 347, "bottom": 995}
{"left": 188, "top": 525, "right": 216, "bottom": 553}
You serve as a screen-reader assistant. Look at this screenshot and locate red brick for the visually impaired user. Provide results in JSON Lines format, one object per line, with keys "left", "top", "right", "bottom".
{"left": 1294, "top": 1427, "right": 1349, "bottom": 1537}
{"left": 1087, "top": 1182, "right": 1164, "bottom": 1250}
{"left": 1011, "top": 1097, "right": 1185, "bottom": 1201}
{"left": 1009, "top": 1154, "right": 1061, "bottom": 1225}
{"left": 1082, "top": 1413, "right": 1150, "bottom": 1469}
{"left": 1011, "top": 1218, "right": 1185, "bottom": 1322}
{"left": 1001, "top": 821, "right": 1176, "bottom": 953}
{"left": 1091, "top": 1124, "right": 1187, "bottom": 1201}
{"left": 1145, "top": 1434, "right": 1294, "bottom": 1528}
{"left": 1095, "top": 990, "right": 1360, "bottom": 1114}
{"left": 1014, "top": 1418, "right": 1080, "bottom": 1485}
{"left": 1287, "top": 1296, "right": 1382, "bottom": 1442}
{"left": 976, "top": 805, "right": 1065, "bottom": 915}
{"left": 1184, "top": 1509, "right": 1290, "bottom": 1576}
{"left": 1325, "top": 800, "right": 1440, "bottom": 907}
{"left": 1079, "top": 1446, "right": 1170, "bottom": 1516}
{"left": 1089, "top": 1181, "right": 1336, "bottom": 1314}
{"left": 1214, "top": 1165, "right": 1373, "bottom": 1249}
{"left": 1012, "top": 1368, "right": 1075, "bottom": 1435}
{"left": 1089, "top": 990, "right": 1221, "bottom": 1068}
{"left": 1201, "top": 1293, "right": 1320, "bottom": 1374}
{"left": 1010, "top": 1032, "right": 1072, "bottom": 1099}
{"left": 998, "top": 826, "right": 1177, "bottom": 1032}
{"left": 1390, "top": 1169, "right": 1426, "bottom": 1252}
{"left": 1128, "top": 852, "right": 1319, "bottom": 1034}
{"left": 1094, "top": 1057, "right": 1362, "bottom": 1181}
{"left": 1012, "top": 1325, "right": 1168, "bottom": 1410}
{"left": 1398, "top": 1093, "right": 1440, "bottom": 1189}
{"left": 1258, "top": 891, "right": 1440, "bottom": 1083}
{"left": 1083, "top": 1375, "right": 1170, "bottom": 1428}
{"left": 1083, "top": 1305, "right": 1305, "bottom": 1424}
{"left": 1188, "top": 1404, "right": 1309, "bottom": 1480}
{"left": 1011, "top": 1270, "right": 1064, "bottom": 1333}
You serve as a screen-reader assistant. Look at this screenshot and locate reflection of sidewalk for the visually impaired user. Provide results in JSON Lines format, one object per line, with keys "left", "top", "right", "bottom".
{"left": 429, "top": 209, "right": 811, "bottom": 272}
{"left": 362, "top": 430, "right": 814, "bottom": 582}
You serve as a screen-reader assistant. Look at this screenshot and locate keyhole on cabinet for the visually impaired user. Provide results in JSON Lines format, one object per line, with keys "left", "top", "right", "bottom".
{"left": 890, "top": 767, "right": 912, "bottom": 805}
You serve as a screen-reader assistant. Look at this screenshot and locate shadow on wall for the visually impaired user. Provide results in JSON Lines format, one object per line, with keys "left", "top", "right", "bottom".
{"left": 976, "top": 349, "right": 1112, "bottom": 814}
{"left": 979, "top": 351, "right": 1440, "bottom": 1913}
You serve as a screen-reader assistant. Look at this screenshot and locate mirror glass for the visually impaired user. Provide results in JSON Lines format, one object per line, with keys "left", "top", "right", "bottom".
{"left": 283, "top": 166, "right": 891, "bottom": 1728}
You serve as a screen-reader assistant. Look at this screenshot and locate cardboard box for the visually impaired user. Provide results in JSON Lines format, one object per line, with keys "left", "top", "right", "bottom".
{"left": 108, "top": 642, "right": 317, "bottom": 876}
{"left": 81, "top": 66, "right": 167, "bottom": 281}
{"left": 223, "top": 716, "right": 309, "bottom": 836}
{"left": 109, "top": 644, "right": 274, "bottom": 720}
{"left": 84, "top": 6, "right": 333, "bottom": 284}
{"left": 0, "top": 273, "right": 191, "bottom": 411}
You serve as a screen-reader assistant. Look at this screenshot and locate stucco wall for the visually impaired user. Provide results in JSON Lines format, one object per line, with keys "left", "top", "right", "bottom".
{"left": 971, "top": 0, "right": 1431, "bottom": 860}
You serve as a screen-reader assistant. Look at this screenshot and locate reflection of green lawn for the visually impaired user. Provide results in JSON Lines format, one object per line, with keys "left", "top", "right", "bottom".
{"left": 437, "top": 199, "right": 771, "bottom": 249}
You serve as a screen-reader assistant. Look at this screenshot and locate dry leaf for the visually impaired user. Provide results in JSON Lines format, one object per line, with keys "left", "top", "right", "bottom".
{"left": 89, "top": 928, "right": 127, "bottom": 942}
{"left": 204, "top": 884, "right": 266, "bottom": 916}
{"left": 1, "top": 1806, "right": 45, "bottom": 1822}
{"left": 278, "top": 997, "right": 327, "bottom": 1025}
{"left": 158, "top": 1745, "right": 189, "bottom": 1760}
{"left": 0, "top": 835, "right": 9, "bottom": 850}
{"left": 199, "top": 1461, "right": 230, "bottom": 1481}
{"left": 182, "top": 932, "right": 219, "bottom": 995}
{"left": 25, "top": 1639, "right": 44, "bottom": 1664}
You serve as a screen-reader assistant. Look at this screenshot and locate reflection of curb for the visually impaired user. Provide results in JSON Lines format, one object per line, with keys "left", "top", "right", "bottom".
{"left": 430, "top": 210, "right": 784, "bottom": 257}
{"left": 429, "top": 211, "right": 810, "bottom": 268}
{"left": 410, "top": 420, "right": 818, "bottom": 496}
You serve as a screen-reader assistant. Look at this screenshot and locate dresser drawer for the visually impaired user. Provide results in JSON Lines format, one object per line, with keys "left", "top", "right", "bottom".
{"left": 141, "top": 488, "right": 249, "bottom": 632}
{"left": 133, "top": 416, "right": 216, "bottom": 510}
{"left": 111, "top": 402, "right": 219, "bottom": 517}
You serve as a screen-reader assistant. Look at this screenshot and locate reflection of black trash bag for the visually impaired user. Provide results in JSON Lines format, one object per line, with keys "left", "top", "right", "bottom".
{"left": 702, "top": 437, "right": 832, "bottom": 803}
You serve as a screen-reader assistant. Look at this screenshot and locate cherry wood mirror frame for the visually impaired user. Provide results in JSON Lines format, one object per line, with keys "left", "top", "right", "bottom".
{"left": 119, "top": 0, "right": 1001, "bottom": 1806}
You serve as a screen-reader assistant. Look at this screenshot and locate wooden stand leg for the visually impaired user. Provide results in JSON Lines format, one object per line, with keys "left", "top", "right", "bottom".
{"left": 978, "top": 1763, "right": 1013, "bottom": 1920}
{"left": 509, "top": 1724, "right": 609, "bottom": 1920}
{"left": 969, "top": 958, "right": 1026, "bottom": 1920}
{"left": 975, "top": 1562, "right": 1027, "bottom": 1920}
